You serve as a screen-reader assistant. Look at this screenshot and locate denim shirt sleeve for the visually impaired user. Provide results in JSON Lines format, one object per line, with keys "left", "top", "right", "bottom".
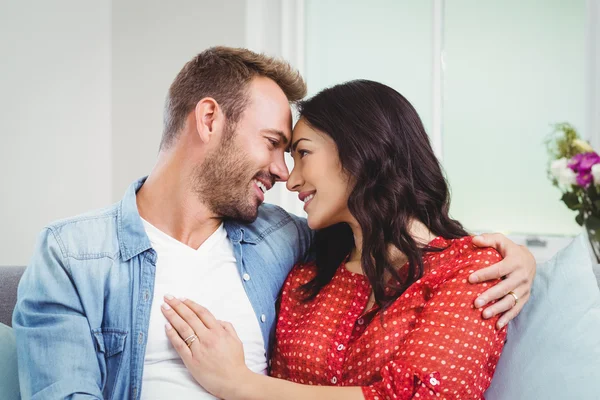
{"left": 290, "top": 214, "right": 315, "bottom": 264}
{"left": 12, "top": 228, "right": 103, "bottom": 399}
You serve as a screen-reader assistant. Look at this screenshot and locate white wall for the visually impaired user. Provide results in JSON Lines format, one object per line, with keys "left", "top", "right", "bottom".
{"left": 0, "top": 1, "right": 112, "bottom": 265}
{"left": 587, "top": 0, "right": 600, "bottom": 149}
{"left": 244, "top": 0, "right": 307, "bottom": 217}
{"left": 111, "top": 0, "right": 247, "bottom": 199}
{"left": 0, "top": 0, "right": 247, "bottom": 265}
{"left": 442, "top": 0, "right": 586, "bottom": 236}
{"left": 1, "top": 1, "right": 598, "bottom": 264}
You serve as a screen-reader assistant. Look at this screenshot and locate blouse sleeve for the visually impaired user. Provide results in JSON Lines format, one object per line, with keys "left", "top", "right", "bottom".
{"left": 361, "top": 247, "right": 507, "bottom": 400}
{"left": 270, "top": 263, "right": 316, "bottom": 379}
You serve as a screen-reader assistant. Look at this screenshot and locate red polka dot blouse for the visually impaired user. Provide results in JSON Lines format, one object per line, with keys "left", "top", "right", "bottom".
{"left": 270, "top": 236, "right": 507, "bottom": 399}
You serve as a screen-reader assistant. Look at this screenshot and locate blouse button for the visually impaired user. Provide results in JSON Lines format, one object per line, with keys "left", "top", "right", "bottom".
{"left": 331, "top": 377, "right": 338, "bottom": 384}
{"left": 430, "top": 377, "right": 440, "bottom": 386}
{"left": 357, "top": 318, "right": 365, "bottom": 325}
{"left": 260, "top": 314, "right": 266, "bottom": 323}
{"left": 337, "top": 344, "right": 345, "bottom": 351}
{"left": 243, "top": 273, "right": 250, "bottom": 281}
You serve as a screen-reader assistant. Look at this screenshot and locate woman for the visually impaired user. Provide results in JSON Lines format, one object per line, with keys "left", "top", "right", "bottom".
{"left": 162, "top": 80, "right": 520, "bottom": 399}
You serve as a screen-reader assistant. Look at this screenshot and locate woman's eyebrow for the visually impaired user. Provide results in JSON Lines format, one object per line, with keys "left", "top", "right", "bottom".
{"left": 291, "top": 138, "right": 311, "bottom": 153}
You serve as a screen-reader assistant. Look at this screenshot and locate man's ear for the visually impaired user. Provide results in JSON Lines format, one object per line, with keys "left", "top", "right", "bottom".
{"left": 194, "top": 98, "right": 224, "bottom": 144}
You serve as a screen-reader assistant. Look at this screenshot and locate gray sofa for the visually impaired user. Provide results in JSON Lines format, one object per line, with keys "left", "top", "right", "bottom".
{"left": 0, "top": 266, "right": 25, "bottom": 327}
{"left": 0, "top": 266, "right": 24, "bottom": 400}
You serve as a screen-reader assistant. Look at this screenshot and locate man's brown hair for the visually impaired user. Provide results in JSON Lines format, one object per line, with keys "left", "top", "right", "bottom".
{"left": 161, "top": 46, "right": 307, "bottom": 149}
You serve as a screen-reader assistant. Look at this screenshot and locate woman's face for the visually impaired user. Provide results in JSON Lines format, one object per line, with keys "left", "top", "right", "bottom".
{"left": 286, "top": 118, "right": 354, "bottom": 230}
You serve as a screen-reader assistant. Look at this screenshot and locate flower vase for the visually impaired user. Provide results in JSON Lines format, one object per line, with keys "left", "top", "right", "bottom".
{"left": 586, "top": 225, "right": 600, "bottom": 263}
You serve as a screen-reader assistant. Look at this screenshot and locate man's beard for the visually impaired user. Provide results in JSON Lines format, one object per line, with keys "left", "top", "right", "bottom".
{"left": 193, "top": 128, "right": 269, "bottom": 223}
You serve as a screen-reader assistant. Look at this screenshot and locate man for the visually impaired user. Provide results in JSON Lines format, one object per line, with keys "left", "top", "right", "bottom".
{"left": 13, "top": 47, "right": 535, "bottom": 399}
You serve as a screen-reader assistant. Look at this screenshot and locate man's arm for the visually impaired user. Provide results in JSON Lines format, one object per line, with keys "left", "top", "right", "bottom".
{"left": 13, "top": 228, "right": 103, "bottom": 399}
{"left": 289, "top": 214, "right": 315, "bottom": 264}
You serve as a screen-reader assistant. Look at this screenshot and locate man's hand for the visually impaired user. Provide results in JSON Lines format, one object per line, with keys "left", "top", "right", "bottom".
{"left": 469, "top": 233, "right": 536, "bottom": 329}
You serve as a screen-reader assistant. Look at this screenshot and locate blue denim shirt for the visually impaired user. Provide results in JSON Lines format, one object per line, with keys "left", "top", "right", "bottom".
{"left": 12, "top": 178, "right": 312, "bottom": 400}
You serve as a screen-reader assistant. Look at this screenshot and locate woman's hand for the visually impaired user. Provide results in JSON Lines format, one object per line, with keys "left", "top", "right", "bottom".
{"left": 161, "top": 295, "right": 253, "bottom": 399}
{"left": 469, "top": 233, "right": 536, "bottom": 329}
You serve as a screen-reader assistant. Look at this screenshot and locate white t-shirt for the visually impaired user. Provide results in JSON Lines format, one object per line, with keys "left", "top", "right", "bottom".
{"left": 141, "top": 219, "right": 267, "bottom": 399}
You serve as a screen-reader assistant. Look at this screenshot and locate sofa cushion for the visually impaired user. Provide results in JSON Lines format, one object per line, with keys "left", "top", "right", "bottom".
{"left": 485, "top": 234, "right": 600, "bottom": 399}
{"left": 0, "top": 266, "right": 26, "bottom": 327}
{"left": 0, "top": 323, "right": 20, "bottom": 400}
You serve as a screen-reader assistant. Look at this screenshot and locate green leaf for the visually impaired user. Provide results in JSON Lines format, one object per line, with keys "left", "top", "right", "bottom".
{"left": 588, "top": 185, "right": 600, "bottom": 201}
{"left": 585, "top": 215, "right": 600, "bottom": 231}
{"left": 575, "top": 213, "right": 584, "bottom": 226}
{"left": 587, "top": 224, "right": 600, "bottom": 243}
{"left": 561, "top": 192, "right": 581, "bottom": 210}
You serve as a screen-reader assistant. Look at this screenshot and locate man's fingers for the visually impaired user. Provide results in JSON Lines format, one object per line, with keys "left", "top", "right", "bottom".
{"left": 480, "top": 294, "right": 515, "bottom": 319}
{"left": 472, "top": 233, "right": 509, "bottom": 255}
{"left": 496, "top": 299, "right": 526, "bottom": 329}
{"left": 471, "top": 234, "right": 493, "bottom": 247}
{"left": 473, "top": 274, "right": 520, "bottom": 307}
{"left": 480, "top": 289, "right": 529, "bottom": 329}
{"left": 469, "top": 260, "right": 515, "bottom": 284}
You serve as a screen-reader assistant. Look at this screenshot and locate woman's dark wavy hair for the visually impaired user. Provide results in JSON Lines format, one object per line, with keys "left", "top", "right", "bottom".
{"left": 297, "top": 79, "right": 468, "bottom": 310}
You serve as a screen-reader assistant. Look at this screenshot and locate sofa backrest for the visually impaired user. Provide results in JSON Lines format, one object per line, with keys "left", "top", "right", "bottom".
{"left": 0, "top": 266, "right": 26, "bottom": 327}
{"left": 485, "top": 234, "right": 600, "bottom": 399}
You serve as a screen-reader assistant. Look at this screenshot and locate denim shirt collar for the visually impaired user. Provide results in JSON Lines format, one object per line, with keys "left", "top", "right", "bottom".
{"left": 117, "top": 177, "right": 256, "bottom": 261}
{"left": 117, "top": 177, "right": 153, "bottom": 261}
{"left": 223, "top": 221, "right": 259, "bottom": 245}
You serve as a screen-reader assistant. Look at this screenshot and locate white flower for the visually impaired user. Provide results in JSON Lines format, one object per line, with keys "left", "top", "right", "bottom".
{"left": 558, "top": 167, "right": 577, "bottom": 186}
{"left": 550, "top": 158, "right": 569, "bottom": 179}
{"left": 551, "top": 158, "right": 577, "bottom": 186}
{"left": 592, "top": 164, "right": 600, "bottom": 185}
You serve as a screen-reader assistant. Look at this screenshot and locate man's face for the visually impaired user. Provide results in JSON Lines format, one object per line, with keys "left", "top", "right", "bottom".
{"left": 194, "top": 77, "right": 293, "bottom": 222}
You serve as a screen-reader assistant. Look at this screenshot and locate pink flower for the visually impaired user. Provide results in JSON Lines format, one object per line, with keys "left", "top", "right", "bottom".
{"left": 576, "top": 172, "right": 593, "bottom": 188}
{"left": 569, "top": 152, "right": 600, "bottom": 188}
{"left": 569, "top": 152, "right": 600, "bottom": 173}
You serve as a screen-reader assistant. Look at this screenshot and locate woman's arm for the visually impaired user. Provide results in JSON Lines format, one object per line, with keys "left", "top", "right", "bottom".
{"left": 160, "top": 296, "right": 365, "bottom": 400}
{"left": 234, "top": 373, "right": 364, "bottom": 400}
{"left": 162, "top": 251, "right": 505, "bottom": 400}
